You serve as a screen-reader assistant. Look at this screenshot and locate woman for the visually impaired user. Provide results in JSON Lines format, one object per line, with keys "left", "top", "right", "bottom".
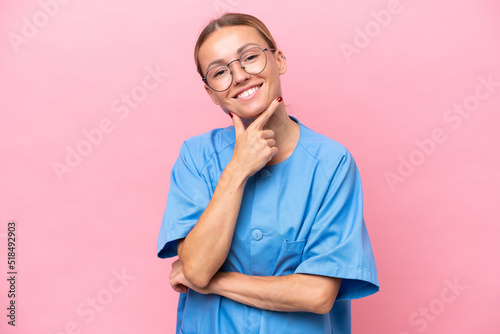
{"left": 157, "top": 13, "right": 379, "bottom": 333}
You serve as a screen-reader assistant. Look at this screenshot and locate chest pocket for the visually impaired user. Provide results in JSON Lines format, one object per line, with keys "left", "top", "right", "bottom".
{"left": 271, "top": 238, "right": 307, "bottom": 276}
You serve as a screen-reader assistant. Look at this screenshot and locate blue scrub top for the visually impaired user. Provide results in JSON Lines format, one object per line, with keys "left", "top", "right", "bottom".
{"left": 157, "top": 115, "right": 379, "bottom": 334}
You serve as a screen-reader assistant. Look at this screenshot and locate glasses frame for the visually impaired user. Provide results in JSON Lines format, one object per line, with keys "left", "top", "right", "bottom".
{"left": 202, "top": 47, "right": 276, "bottom": 92}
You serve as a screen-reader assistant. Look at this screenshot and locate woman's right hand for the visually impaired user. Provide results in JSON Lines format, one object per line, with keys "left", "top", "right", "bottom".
{"left": 229, "top": 97, "right": 282, "bottom": 179}
{"left": 176, "top": 98, "right": 283, "bottom": 288}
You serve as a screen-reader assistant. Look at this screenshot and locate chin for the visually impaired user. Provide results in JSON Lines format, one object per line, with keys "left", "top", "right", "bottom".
{"left": 235, "top": 100, "right": 271, "bottom": 119}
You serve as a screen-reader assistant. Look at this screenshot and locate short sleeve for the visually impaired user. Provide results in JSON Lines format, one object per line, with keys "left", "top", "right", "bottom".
{"left": 294, "top": 150, "right": 379, "bottom": 300}
{"left": 157, "top": 141, "right": 211, "bottom": 259}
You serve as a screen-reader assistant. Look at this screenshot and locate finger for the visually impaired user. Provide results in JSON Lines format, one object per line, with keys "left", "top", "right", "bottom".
{"left": 231, "top": 112, "right": 245, "bottom": 136}
{"left": 176, "top": 284, "right": 187, "bottom": 293}
{"left": 261, "top": 129, "right": 275, "bottom": 139}
{"left": 251, "top": 96, "right": 283, "bottom": 130}
{"left": 173, "top": 284, "right": 188, "bottom": 293}
{"left": 170, "top": 275, "right": 186, "bottom": 291}
{"left": 270, "top": 146, "right": 279, "bottom": 157}
{"left": 266, "top": 138, "right": 276, "bottom": 147}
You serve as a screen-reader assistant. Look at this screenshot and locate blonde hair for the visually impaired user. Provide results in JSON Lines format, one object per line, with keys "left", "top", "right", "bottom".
{"left": 194, "top": 13, "right": 278, "bottom": 78}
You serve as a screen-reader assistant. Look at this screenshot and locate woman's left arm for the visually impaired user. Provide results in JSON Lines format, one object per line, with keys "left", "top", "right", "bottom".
{"left": 170, "top": 260, "right": 341, "bottom": 314}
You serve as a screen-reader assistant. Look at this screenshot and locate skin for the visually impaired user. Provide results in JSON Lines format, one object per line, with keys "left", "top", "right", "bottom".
{"left": 199, "top": 25, "right": 299, "bottom": 166}
{"left": 169, "top": 25, "right": 342, "bottom": 315}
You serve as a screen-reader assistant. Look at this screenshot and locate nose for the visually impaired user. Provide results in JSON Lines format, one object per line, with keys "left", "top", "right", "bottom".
{"left": 229, "top": 60, "right": 251, "bottom": 85}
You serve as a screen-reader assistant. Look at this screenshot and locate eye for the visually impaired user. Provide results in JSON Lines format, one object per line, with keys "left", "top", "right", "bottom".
{"left": 243, "top": 53, "right": 260, "bottom": 63}
{"left": 211, "top": 67, "right": 229, "bottom": 79}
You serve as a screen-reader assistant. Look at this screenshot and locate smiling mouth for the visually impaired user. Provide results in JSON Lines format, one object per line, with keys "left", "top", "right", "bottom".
{"left": 234, "top": 84, "right": 263, "bottom": 99}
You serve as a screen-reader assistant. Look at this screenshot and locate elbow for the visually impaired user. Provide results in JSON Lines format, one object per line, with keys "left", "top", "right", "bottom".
{"left": 312, "top": 296, "right": 335, "bottom": 315}
{"left": 308, "top": 285, "right": 338, "bottom": 315}
{"left": 182, "top": 263, "right": 212, "bottom": 289}
{"left": 307, "top": 276, "right": 342, "bottom": 314}
{"left": 186, "top": 274, "right": 211, "bottom": 290}
{"left": 177, "top": 242, "right": 212, "bottom": 289}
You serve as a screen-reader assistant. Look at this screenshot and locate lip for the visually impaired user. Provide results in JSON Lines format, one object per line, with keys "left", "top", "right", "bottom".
{"left": 232, "top": 83, "right": 263, "bottom": 100}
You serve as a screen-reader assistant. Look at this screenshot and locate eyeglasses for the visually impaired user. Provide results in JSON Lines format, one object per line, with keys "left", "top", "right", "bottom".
{"left": 202, "top": 47, "right": 276, "bottom": 92}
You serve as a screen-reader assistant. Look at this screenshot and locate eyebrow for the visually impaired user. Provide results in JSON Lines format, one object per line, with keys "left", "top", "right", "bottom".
{"left": 205, "top": 43, "right": 260, "bottom": 74}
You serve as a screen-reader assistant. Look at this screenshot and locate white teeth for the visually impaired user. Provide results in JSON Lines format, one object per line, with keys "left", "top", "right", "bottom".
{"left": 237, "top": 86, "right": 260, "bottom": 99}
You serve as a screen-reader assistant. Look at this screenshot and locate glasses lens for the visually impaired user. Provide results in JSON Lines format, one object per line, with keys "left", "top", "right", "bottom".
{"left": 205, "top": 48, "right": 268, "bottom": 92}
{"left": 240, "top": 48, "right": 267, "bottom": 75}
{"left": 206, "top": 65, "right": 232, "bottom": 92}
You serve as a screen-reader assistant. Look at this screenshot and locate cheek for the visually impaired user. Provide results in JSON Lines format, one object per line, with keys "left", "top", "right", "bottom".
{"left": 266, "top": 58, "right": 281, "bottom": 74}
{"left": 207, "top": 90, "right": 225, "bottom": 105}
{"left": 265, "top": 73, "right": 282, "bottom": 93}
{"left": 263, "top": 64, "right": 281, "bottom": 84}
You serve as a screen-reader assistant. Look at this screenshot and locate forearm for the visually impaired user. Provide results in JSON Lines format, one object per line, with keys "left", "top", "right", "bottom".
{"left": 178, "top": 162, "right": 248, "bottom": 288}
{"left": 207, "top": 272, "right": 342, "bottom": 314}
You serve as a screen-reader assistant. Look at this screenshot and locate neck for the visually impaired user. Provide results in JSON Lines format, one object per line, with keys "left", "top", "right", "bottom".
{"left": 242, "top": 103, "right": 290, "bottom": 138}
{"left": 241, "top": 104, "right": 299, "bottom": 165}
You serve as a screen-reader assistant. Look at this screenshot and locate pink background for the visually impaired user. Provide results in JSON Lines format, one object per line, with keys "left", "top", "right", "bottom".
{"left": 1, "top": 0, "right": 499, "bottom": 333}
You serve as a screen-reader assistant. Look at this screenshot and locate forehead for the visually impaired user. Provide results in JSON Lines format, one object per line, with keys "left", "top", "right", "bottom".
{"left": 198, "top": 25, "right": 268, "bottom": 70}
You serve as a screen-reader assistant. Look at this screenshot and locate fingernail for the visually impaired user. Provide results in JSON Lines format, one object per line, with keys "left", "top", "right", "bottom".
{"left": 229, "top": 112, "right": 233, "bottom": 118}
{"left": 277, "top": 96, "right": 283, "bottom": 102}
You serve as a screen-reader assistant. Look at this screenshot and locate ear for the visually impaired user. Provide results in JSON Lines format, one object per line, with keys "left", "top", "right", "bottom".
{"left": 275, "top": 49, "right": 287, "bottom": 75}
{"left": 204, "top": 84, "right": 220, "bottom": 105}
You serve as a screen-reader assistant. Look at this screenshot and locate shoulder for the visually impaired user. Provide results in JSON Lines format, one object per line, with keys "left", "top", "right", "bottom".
{"left": 179, "top": 125, "right": 235, "bottom": 171}
{"left": 297, "top": 120, "right": 355, "bottom": 179}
